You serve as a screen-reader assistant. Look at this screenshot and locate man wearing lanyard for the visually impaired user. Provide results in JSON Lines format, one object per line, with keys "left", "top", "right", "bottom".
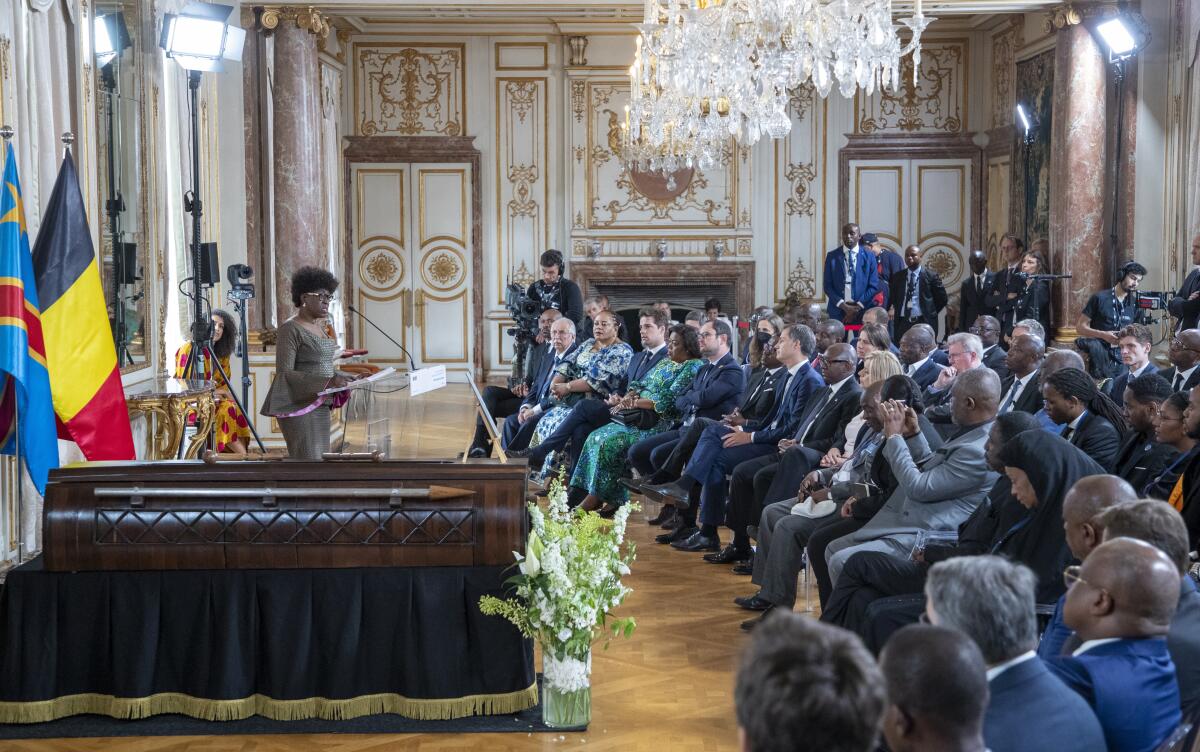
{"left": 1075, "top": 261, "right": 1148, "bottom": 380}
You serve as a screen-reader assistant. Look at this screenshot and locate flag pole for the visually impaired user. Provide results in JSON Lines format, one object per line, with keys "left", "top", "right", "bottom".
{"left": 1, "top": 123, "right": 23, "bottom": 563}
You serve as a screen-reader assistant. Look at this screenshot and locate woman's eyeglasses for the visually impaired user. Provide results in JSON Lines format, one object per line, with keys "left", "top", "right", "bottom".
{"left": 304, "top": 293, "right": 335, "bottom": 303}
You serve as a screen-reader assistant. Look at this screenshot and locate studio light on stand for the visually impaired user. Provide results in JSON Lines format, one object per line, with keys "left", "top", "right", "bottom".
{"left": 1093, "top": 11, "right": 1150, "bottom": 259}
{"left": 160, "top": 3, "right": 263, "bottom": 454}
{"left": 1015, "top": 102, "right": 1040, "bottom": 248}
{"left": 95, "top": 11, "right": 133, "bottom": 365}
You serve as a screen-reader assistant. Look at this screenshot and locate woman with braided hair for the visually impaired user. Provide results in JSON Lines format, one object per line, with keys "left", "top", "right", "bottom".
{"left": 1040, "top": 367, "right": 1126, "bottom": 471}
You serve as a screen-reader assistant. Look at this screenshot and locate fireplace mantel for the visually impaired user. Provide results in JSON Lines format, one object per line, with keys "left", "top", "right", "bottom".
{"left": 570, "top": 261, "right": 756, "bottom": 319}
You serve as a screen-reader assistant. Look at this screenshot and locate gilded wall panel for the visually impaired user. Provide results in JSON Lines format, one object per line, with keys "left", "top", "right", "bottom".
{"left": 495, "top": 76, "right": 547, "bottom": 306}
{"left": 855, "top": 39, "right": 968, "bottom": 134}
{"left": 775, "top": 84, "right": 824, "bottom": 304}
{"left": 990, "top": 23, "right": 1021, "bottom": 130}
{"left": 354, "top": 43, "right": 465, "bottom": 136}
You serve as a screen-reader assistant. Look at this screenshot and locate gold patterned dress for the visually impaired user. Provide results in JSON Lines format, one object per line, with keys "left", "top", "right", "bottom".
{"left": 173, "top": 343, "right": 250, "bottom": 453}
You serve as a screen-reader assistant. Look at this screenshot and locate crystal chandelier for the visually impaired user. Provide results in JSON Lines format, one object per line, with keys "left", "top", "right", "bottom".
{"left": 622, "top": 0, "right": 933, "bottom": 174}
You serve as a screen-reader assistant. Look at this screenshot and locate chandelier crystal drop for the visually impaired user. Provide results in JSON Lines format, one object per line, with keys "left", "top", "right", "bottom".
{"left": 622, "top": 0, "right": 933, "bottom": 174}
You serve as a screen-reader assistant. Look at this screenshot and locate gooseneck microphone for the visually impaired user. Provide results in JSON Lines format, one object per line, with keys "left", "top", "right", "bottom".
{"left": 347, "top": 304, "right": 418, "bottom": 373}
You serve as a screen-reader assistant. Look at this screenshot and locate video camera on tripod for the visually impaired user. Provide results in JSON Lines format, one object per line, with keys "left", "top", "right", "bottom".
{"left": 1137, "top": 290, "right": 1176, "bottom": 311}
{"left": 226, "top": 263, "right": 254, "bottom": 301}
{"left": 504, "top": 282, "right": 544, "bottom": 388}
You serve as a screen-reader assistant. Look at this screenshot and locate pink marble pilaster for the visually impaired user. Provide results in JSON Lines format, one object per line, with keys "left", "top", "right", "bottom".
{"left": 270, "top": 18, "right": 325, "bottom": 326}
{"left": 1049, "top": 23, "right": 1108, "bottom": 340}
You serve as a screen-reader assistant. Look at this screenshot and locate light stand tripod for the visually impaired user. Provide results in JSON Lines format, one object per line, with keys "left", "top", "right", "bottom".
{"left": 100, "top": 63, "right": 133, "bottom": 367}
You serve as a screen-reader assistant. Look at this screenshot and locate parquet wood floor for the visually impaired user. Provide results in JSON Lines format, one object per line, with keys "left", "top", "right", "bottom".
{"left": 9, "top": 384, "right": 817, "bottom": 751}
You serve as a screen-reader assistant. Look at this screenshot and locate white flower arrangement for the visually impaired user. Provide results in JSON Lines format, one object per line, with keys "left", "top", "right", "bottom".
{"left": 479, "top": 471, "right": 638, "bottom": 684}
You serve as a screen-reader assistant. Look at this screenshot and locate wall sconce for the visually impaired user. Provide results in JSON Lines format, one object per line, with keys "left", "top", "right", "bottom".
{"left": 654, "top": 239, "right": 668, "bottom": 260}
{"left": 711, "top": 239, "right": 727, "bottom": 259}
{"left": 588, "top": 238, "right": 602, "bottom": 258}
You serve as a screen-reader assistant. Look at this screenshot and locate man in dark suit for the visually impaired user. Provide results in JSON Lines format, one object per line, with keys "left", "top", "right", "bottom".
{"left": 898, "top": 325, "right": 944, "bottom": 390}
{"left": 1105, "top": 323, "right": 1157, "bottom": 408}
{"left": 890, "top": 244, "right": 948, "bottom": 343}
{"left": 1159, "top": 328, "right": 1200, "bottom": 392}
{"left": 811, "top": 319, "right": 846, "bottom": 377}
{"left": 1112, "top": 374, "right": 1179, "bottom": 492}
{"left": 500, "top": 317, "right": 579, "bottom": 452}
{"left": 997, "top": 333, "right": 1044, "bottom": 415}
{"left": 1096, "top": 500, "right": 1200, "bottom": 718}
{"left": 469, "top": 308, "right": 561, "bottom": 457}
{"left": 643, "top": 324, "right": 824, "bottom": 552}
{"left": 1046, "top": 538, "right": 1181, "bottom": 752}
{"left": 823, "top": 223, "right": 881, "bottom": 323}
{"left": 710, "top": 344, "right": 862, "bottom": 564}
{"left": 924, "top": 556, "right": 1106, "bottom": 752}
{"left": 972, "top": 315, "right": 1010, "bottom": 379}
{"left": 984, "top": 234, "right": 1025, "bottom": 335}
{"left": 513, "top": 307, "right": 670, "bottom": 469}
{"left": 1168, "top": 233, "right": 1200, "bottom": 332}
{"left": 958, "top": 250, "right": 995, "bottom": 333}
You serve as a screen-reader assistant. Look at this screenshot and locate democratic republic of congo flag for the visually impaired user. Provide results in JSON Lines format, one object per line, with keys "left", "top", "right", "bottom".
{"left": 0, "top": 143, "right": 59, "bottom": 493}
{"left": 31, "top": 150, "right": 133, "bottom": 460}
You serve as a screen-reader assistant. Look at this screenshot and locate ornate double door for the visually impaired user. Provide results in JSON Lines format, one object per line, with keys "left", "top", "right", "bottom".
{"left": 351, "top": 163, "right": 473, "bottom": 370}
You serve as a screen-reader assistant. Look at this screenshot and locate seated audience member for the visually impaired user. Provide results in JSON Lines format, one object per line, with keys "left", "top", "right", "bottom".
{"left": 1112, "top": 374, "right": 1178, "bottom": 492}
{"left": 879, "top": 625, "right": 990, "bottom": 752}
{"left": 823, "top": 368, "right": 1001, "bottom": 588}
{"left": 926, "top": 557, "right": 1106, "bottom": 752}
{"left": 833, "top": 350, "right": 903, "bottom": 462}
{"left": 821, "top": 414, "right": 1091, "bottom": 647}
{"left": 714, "top": 343, "right": 861, "bottom": 564}
{"left": 526, "top": 310, "right": 633, "bottom": 478}
{"left": 1105, "top": 324, "right": 1157, "bottom": 408}
{"left": 568, "top": 325, "right": 702, "bottom": 514}
{"left": 971, "top": 315, "right": 1010, "bottom": 379}
{"left": 1176, "top": 385, "right": 1200, "bottom": 547}
{"left": 1041, "top": 367, "right": 1126, "bottom": 471}
{"left": 854, "top": 322, "right": 892, "bottom": 364}
{"left": 861, "top": 306, "right": 891, "bottom": 329}
{"left": 898, "top": 325, "right": 944, "bottom": 391}
{"left": 652, "top": 299, "right": 677, "bottom": 326}
{"left": 1047, "top": 538, "right": 1182, "bottom": 752}
{"left": 811, "top": 318, "right": 847, "bottom": 376}
{"left": 1011, "top": 317, "right": 1045, "bottom": 341}
{"left": 641, "top": 324, "right": 822, "bottom": 553}
{"left": 513, "top": 307, "right": 670, "bottom": 470}
{"left": 704, "top": 297, "right": 722, "bottom": 322}
{"left": 1096, "top": 500, "right": 1200, "bottom": 718}
{"left": 922, "top": 333, "right": 984, "bottom": 432}
{"left": 997, "top": 334, "right": 1044, "bottom": 415}
{"left": 1038, "top": 475, "right": 1139, "bottom": 659}
{"left": 739, "top": 307, "right": 776, "bottom": 364}
{"left": 469, "top": 308, "right": 560, "bottom": 457}
{"left": 684, "top": 309, "right": 705, "bottom": 330}
{"left": 1145, "top": 391, "right": 1198, "bottom": 499}
{"left": 500, "top": 317, "right": 579, "bottom": 452}
{"left": 579, "top": 294, "right": 607, "bottom": 340}
{"left": 745, "top": 314, "right": 785, "bottom": 370}
{"left": 736, "top": 612, "right": 885, "bottom": 752}
{"left": 1160, "top": 329, "right": 1200, "bottom": 392}
{"left": 790, "top": 302, "right": 825, "bottom": 329}
{"left": 1031, "top": 349, "right": 1087, "bottom": 432}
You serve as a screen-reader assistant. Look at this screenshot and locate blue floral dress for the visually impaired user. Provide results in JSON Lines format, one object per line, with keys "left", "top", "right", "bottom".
{"left": 570, "top": 357, "right": 702, "bottom": 504}
{"left": 531, "top": 338, "right": 634, "bottom": 476}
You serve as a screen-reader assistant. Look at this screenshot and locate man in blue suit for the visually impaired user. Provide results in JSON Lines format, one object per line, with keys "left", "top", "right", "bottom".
{"left": 1046, "top": 538, "right": 1181, "bottom": 752}
{"left": 925, "top": 556, "right": 1106, "bottom": 752}
{"left": 824, "top": 223, "right": 881, "bottom": 323}
{"left": 511, "top": 307, "right": 670, "bottom": 470}
{"left": 644, "top": 323, "right": 824, "bottom": 551}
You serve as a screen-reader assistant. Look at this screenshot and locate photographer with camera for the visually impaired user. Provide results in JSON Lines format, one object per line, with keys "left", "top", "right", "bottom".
{"left": 1076, "top": 261, "right": 1149, "bottom": 380}
{"left": 527, "top": 249, "right": 583, "bottom": 325}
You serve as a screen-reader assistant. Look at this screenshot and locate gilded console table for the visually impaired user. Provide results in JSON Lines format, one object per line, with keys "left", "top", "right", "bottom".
{"left": 125, "top": 378, "right": 216, "bottom": 459}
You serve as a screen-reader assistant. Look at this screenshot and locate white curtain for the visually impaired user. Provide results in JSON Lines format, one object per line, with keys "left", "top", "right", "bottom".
{"left": 1186, "top": 7, "right": 1200, "bottom": 242}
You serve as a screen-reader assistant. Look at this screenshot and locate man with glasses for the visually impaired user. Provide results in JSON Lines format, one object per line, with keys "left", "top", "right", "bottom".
{"left": 922, "top": 332, "right": 985, "bottom": 434}
{"left": 1046, "top": 538, "right": 1181, "bottom": 752}
{"left": 1076, "top": 261, "right": 1149, "bottom": 380}
{"left": 970, "top": 315, "right": 1009, "bottom": 380}
{"left": 1159, "top": 328, "right": 1200, "bottom": 393}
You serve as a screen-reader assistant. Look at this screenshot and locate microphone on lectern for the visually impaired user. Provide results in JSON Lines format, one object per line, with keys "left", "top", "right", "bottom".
{"left": 347, "top": 304, "right": 417, "bottom": 373}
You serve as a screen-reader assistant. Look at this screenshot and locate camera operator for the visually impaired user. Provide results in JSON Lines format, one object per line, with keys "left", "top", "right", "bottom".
{"left": 468, "top": 307, "right": 562, "bottom": 458}
{"left": 527, "top": 249, "right": 583, "bottom": 326}
{"left": 1076, "top": 261, "right": 1148, "bottom": 380}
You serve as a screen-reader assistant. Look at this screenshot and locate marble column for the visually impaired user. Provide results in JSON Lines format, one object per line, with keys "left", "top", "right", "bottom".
{"left": 241, "top": 11, "right": 270, "bottom": 331}
{"left": 1049, "top": 22, "right": 1108, "bottom": 341}
{"left": 263, "top": 8, "right": 328, "bottom": 327}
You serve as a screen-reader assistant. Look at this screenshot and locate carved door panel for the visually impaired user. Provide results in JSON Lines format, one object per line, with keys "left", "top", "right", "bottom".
{"left": 848, "top": 158, "right": 972, "bottom": 332}
{"left": 351, "top": 163, "right": 473, "bottom": 370}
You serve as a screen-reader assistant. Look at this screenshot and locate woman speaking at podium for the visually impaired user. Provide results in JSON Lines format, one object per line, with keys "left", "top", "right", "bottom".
{"left": 261, "top": 266, "right": 355, "bottom": 459}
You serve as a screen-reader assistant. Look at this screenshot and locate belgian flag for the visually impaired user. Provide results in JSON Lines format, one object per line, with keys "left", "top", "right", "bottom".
{"left": 31, "top": 151, "right": 133, "bottom": 460}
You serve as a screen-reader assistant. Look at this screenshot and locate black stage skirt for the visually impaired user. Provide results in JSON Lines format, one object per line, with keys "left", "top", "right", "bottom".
{"left": 0, "top": 558, "right": 536, "bottom": 723}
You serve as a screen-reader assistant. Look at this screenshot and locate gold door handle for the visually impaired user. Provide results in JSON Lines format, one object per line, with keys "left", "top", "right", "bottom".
{"left": 415, "top": 289, "right": 426, "bottom": 328}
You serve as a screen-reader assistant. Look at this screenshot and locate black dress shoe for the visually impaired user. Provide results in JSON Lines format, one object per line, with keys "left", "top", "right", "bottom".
{"left": 642, "top": 481, "right": 692, "bottom": 509}
{"left": 741, "top": 605, "right": 775, "bottom": 631}
{"left": 655, "top": 525, "right": 697, "bottom": 544}
{"left": 671, "top": 531, "right": 720, "bottom": 552}
{"left": 618, "top": 477, "right": 644, "bottom": 494}
{"left": 703, "top": 544, "right": 752, "bottom": 564}
{"left": 731, "top": 555, "right": 755, "bottom": 576}
{"left": 647, "top": 505, "right": 675, "bottom": 526}
{"left": 733, "top": 593, "right": 773, "bottom": 611}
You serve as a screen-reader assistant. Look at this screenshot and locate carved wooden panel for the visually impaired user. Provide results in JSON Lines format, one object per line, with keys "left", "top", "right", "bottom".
{"left": 990, "top": 23, "right": 1022, "bottom": 130}
{"left": 855, "top": 39, "right": 969, "bottom": 135}
{"left": 495, "top": 77, "right": 547, "bottom": 307}
{"left": 774, "top": 83, "right": 823, "bottom": 304}
{"left": 354, "top": 44, "right": 466, "bottom": 136}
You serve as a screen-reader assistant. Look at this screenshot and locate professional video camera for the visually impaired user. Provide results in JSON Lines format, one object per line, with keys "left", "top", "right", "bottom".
{"left": 504, "top": 281, "right": 543, "bottom": 387}
{"left": 226, "top": 263, "right": 255, "bottom": 300}
{"left": 1137, "top": 290, "right": 1176, "bottom": 311}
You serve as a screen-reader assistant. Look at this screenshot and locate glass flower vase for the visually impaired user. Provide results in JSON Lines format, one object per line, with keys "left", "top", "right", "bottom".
{"left": 542, "top": 649, "right": 592, "bottom": 728}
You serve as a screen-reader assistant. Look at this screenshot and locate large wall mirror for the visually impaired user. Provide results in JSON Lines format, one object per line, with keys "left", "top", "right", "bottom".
{"left": 93, "top": 0, "right": 147, "bottom": 368}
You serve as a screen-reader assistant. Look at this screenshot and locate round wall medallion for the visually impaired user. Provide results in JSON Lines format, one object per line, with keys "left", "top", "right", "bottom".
{"left": 421, "top": 247, "right": 466, "bottom": 290}
{"left": 358, "top": 246, "right": 405, "bottom": 292}
{"left": 629, "top": 167, "right": 693, "bottom": 202}
{"left": 923, "top": 246, "right": 965, "bottom": 287}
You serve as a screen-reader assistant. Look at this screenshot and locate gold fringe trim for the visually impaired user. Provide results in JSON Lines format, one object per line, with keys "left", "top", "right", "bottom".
{"left": 0, "top": 683, "right": 539, "bottom": 725}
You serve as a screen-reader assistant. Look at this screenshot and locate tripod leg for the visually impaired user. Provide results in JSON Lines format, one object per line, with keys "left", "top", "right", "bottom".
{"left": 206, "top": 346, "right": 267, "bottom": 453}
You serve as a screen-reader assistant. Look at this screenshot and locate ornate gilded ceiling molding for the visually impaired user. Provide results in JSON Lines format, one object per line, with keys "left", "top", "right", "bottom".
{"left": 259, "top": 6, "right": 330, "bottom": 38}
{"left": 1042, "top": 2, "right": 1121, "bottom": 34}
